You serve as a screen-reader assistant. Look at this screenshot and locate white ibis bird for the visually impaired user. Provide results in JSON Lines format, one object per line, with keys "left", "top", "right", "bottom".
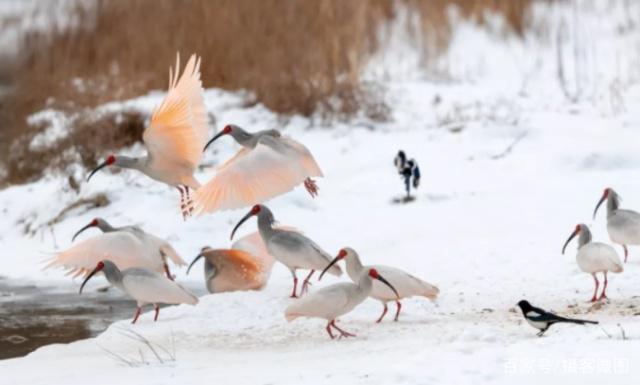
{"left": 80, "top": 260, "right": 198, "bottom": 323}
{"left": 45, "top": 218, "right": 185, "bottom": 280}
{"left": 285, "top": 268, "right": 399, "bottom": 339}
{"left": 593, "top": 187, "right": 640, "bottom": 262}
{"left": 230, "top": 204, "right": 341, "bottom": 297}
{"left": 190, "top": 125, "right": 323, "bottom": 214}
{"left": 186, "top": 231, "right": 276, "bottom": 293}
{"left": 562, "top": 224, "right": 623, "bottom": 302}
{"left": 86, "top": 54, "right": 208, "bottom": 219}
{"left": 319, "top": 247, "right": 439, "bottom": 322}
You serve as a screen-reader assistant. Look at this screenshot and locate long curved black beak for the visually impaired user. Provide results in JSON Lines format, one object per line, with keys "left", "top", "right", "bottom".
{"left": 203, "top": 131, "right": 227, "bottom": 152}
{"left": 86, "top": 161, "right": 109, "bottom": 182}
{"left": 593, "top": 194, "right": 607, "bottom": 219}
{"left": 230, "top": 210, "right": 254, "bottom": 240}
{"left": 186, "top": 254, "right": 204, "bottom": 275}
{"left": 79, "top": 265, "right": 103, "bottom": 294}
{"left": 319, "top": 255, "right": 342, "bottom": 281}
{"left": 376, "top": 274, "right": 400, "bottom": 299}
{"left": 562, "top": 229, "right": 579, "bottom": 255}
{"left": 72, "top": 223, "right": 94, "bottom": 242}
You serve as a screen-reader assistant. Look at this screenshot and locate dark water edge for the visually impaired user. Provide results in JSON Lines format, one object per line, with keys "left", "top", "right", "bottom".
{"left": 0, "top": 277, "right": 135, "bottom": 360}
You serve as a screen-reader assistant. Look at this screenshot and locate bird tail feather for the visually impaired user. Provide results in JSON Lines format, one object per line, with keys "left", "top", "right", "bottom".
{"left": 421, "top": 282, "right": 439, "bottom": 300}
{"left": 559, "top": 317, "right": 598, "bottom": 325}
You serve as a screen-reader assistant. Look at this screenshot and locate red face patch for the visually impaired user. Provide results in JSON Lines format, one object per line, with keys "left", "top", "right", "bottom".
{"left": 369, "top": 268, "right": 379, "bottom": 279}
{"left": 603, "top": 188, "right": 610, "bottom": 197}
{"left": 575, "top": 224, "right": 581, "bottom": 232}
{"left": 223, "top": 125, "right": 232, "bottom": 134}
{"left": 91, "top": 218, "right": 99, "bottom": 226}
{"left": 106, "top": 155, "right": 116, "bottom": 165}
{"left": 96, "top": 261, "right": 105, "bottom": 270}
{"left": 338, "top": 249, "right": 347, "bottom": 259}
{"left": 252, "top": 205, "right": 261, "bottom": 214}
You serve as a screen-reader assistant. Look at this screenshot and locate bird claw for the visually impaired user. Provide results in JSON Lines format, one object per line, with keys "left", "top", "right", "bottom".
{"left": 337, "top": 331, "right": 356, "bottom": 339}
{"left": 304, "top": 178, "right": 319, "bottom": 198}
{"left": 301, "top": 281, "right": 313, "bottom": 295}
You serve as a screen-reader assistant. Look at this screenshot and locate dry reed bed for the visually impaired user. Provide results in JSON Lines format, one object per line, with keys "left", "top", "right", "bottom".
{"left": 0, "top": 0, "right": 531, "bottom": 185}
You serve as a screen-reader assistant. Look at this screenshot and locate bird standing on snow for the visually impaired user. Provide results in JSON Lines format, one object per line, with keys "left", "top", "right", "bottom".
{"left": 394, "top": 150, "right": 420, "bottom": 199}
{"left": 230, "top": 204, "right": 341, "bottom": 297}
{"left": 45, "top": 218, "right": 185, "bottom": 280}
{"left": 186, "top": 231, "right": 276, "bottom": 293}
{"left": 191, "top": 124, "right": 323, "bottom": 214}
{"left": 86, "top": 54, "right": 208, "bottom": 219}
{"left": 319, "top": 247, "right": 439, "bottom": 322}
{"left": 516, "top": 300, "right": 598, "bottom": 337}
{"left": 79, "top": 260, "right": 198, "bottom": 323}
{"left": 285, "top": 268, "right": 399, "bottom": 339}
{"left": 593, "top": 187, "right": 640, "bottom": 262}
{"left": 562, "top": 224, "right": 623, "bottom": 302}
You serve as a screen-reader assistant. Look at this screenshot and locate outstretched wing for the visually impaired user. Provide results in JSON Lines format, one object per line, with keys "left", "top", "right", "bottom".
{"left": 143, "top": 53, "right": 208, "bottom": 170}
{"left": 191, "top": 137, "right": 308, "bottom": 214}
{"left": 280, "top": 136, "right": 323, "bottom": 177}
{"left": 43, "top": 232, "right": 162, "bottom": 278}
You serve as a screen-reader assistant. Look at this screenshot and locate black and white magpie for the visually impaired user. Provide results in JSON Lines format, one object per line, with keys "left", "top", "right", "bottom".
{"left": 517, "top": 300, "right": 598, "bottom": 337}
{"left": 394, "top": 151, "right": 420, "bottom": 198}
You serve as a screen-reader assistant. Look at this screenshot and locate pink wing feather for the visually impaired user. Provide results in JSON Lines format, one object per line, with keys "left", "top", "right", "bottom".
{"left": 43, "top": 232, "right": 164, "bottom": 277}
{"left": 143, "top": 53, "right": 208, "bottom": 171}
{"left": 191, "top": 143, "right": 309, "bottom": 214}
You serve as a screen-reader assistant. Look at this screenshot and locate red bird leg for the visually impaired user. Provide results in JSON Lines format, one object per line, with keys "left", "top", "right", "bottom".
{"left": 163, "top": 263, "right": 175, "bottom": 281}
{"left": 304, "top": 178, "right": 319, "bottom": 197}
{"left": 375, "top": 303, "right": 388, "bottom": 323}
{"left": 590, "top": 273, "right": 599, "bottom": 302}
{"left": 290, "top": 273, "right": 299, "bottom": 298}
{"left": 177, "top": 186, "right": 187, "bottom": 220}
{"left": 330, "top": 320, "right": 356, "bottom": 338}
{"left": 599, "top": 272, "right": 608, "bottom": 300}
{"left": 185, "top": 186, "right": 194, "bottom": 216}
{"left": 394, "top": 300, "right": 402, "bottom": 322}
{"left": 623, "top": 245, "right": 628, "bottom": 263}
{"left": 132, "top": 307, "right": 141, "bottom": 324}
{"left": 326, "top": 321, "right": 336, "bottom": 339}
{"left": 301, "top": 270, "right": 315, "bottom": 295}
{"left": 153, "top": 305, "right": 160, "bottom": 321}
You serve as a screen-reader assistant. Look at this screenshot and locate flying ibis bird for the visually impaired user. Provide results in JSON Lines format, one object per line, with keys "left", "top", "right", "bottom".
{"left": 562, "top": 223, "right": 623, "bottom": 302}
{"left": 191, "top": 125, "right": 323, "bottom": 214}
{"left": 45, "top": 218, "right": 185, "bottom": 280}
{"left": 80, "top": 260, "right": 198, "bottom": 323}
{"left": 230, "top": 204, "right": 341, "bottom": 297}
{"left": 186, "top": 231, "right": 276, "bottom": 293}
{"left": 86, "top": 54, "right": 208, "bottom": 219}
{"left": 516, "top": 300, "right": 598, "bottom": 337}
{"left": 593, "top": 187, "right": 640, "bottom": 262}
{"left": 319, "top": 247, "right": 439, "bottom": 322}
{"left": 285, "top": 268, "right": 399, "bottom": 339}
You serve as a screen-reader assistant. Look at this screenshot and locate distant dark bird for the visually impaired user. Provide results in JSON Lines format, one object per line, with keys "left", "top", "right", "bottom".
{"left": 516, "top": 300, "right": 598, "bottom": 337}
{"left": 394, "top": 150, "right": 407, "bottom": 173}
{"left": 394, "top": 150, "right": 420, "bottom": 199}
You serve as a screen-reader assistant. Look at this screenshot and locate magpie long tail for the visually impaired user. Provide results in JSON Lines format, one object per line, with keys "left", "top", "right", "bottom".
{"left": 558, "top": 317, "right": 598, "bottom": 325}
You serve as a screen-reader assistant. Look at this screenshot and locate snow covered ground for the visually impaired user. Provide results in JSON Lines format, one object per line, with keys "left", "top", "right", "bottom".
{"left": 1, "top": 77, "right": 640, "bottom": 384}
{"left": 3, "top": 2, "right": 640, "bottom": 384}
